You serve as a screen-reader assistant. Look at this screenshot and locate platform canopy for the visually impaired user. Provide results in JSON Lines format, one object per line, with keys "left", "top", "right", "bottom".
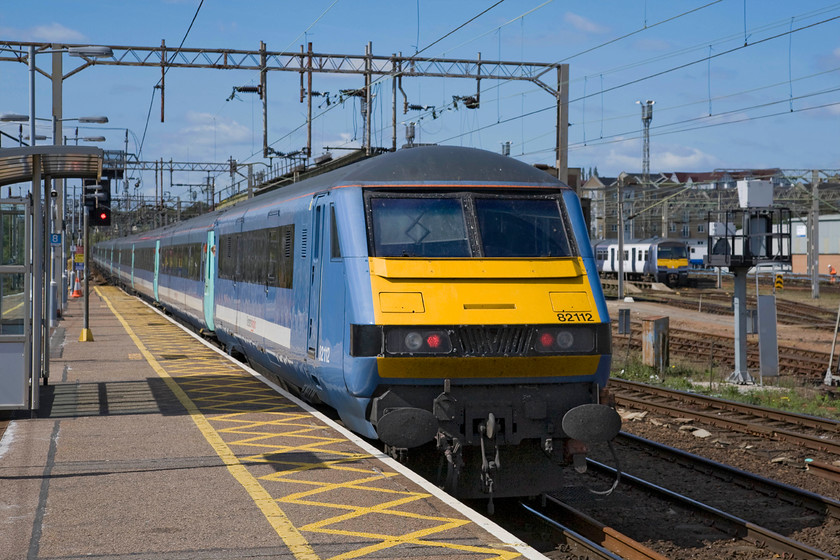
{"left": 0, "top": 145, "right": 103, "bottom": 187}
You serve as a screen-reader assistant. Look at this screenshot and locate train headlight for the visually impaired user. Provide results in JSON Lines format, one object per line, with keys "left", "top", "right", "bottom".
{"left": 404, "top": 332, "right": 425, "bottom": 352}
{"left": 534, "top": 327, "right": 595, "bottom": 353}
{"left": 385, "top": 328, "right": 453, "bottom": 355}
{"left": 555, "top": 330, "right": 575, "bottom": 349}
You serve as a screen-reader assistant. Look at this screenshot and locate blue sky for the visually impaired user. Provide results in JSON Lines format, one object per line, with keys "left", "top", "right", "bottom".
{"left": 2, "top": 1, "right": 840, "bottom": 198}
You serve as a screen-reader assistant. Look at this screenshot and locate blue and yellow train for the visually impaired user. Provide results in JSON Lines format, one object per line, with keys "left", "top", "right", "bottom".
{"left": 94, "top": 145, "right": 620, "bottom": 500}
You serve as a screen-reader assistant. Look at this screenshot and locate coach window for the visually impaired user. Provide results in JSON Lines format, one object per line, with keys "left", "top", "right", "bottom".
{"left": 266, "top": 225, "right": 295, "bottom": 289}
{"left": 267, "top": 228, "right": 279, "bottom": 285}
{"left": 330, "top": 205, "right": 342, "bottom": 259}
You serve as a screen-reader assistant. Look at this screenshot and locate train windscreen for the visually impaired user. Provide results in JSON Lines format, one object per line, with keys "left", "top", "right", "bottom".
{"left": 658, "top": 244, "right": 688, "bottom": 259}
{"left": 475, "top": 198, "right": 571, "bottom": 257}
{"left": 367, "top": 192, "right": 576, "bottom": 258}
{"left": 369, "top": 197, "right": 470, "bottom": 257}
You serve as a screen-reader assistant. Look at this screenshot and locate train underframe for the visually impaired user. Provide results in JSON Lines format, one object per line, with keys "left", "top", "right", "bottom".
{"left": 601, "top": 269, "right": 689, "bottom": 287}
{"left": 370, "top": 380, "right": 621, "bottom": 501}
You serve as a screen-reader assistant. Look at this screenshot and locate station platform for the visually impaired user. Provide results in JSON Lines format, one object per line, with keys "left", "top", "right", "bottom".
{"left": 0, "top": 286, "right": 545, "bottom": 560}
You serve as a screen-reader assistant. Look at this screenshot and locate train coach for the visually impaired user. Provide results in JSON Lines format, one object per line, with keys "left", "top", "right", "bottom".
{"left": 592, "top": 237, "right": 689, "bottom": 286}
{"left": 94, "top": 145, "right": 621, "bottom": 502}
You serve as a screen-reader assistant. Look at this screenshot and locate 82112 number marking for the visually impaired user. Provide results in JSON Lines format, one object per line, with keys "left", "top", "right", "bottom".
{"left": 557, "top": 312, "right": 593, "bottom": 322}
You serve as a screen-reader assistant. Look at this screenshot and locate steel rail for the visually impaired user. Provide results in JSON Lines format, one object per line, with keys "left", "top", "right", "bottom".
{"left": 522, "top": 497, "right": 669, "bottom": 560}
{"left": 613, "top": 325, "right": 832, "bottom": 378}
{"left": 617, "top": 432, "right": 840, "bottom": 520}
{"left": 611, "top": 380, "right": 840, "bottom": 455}
{"left": 519, "top": 502, "right": 627, "bottom": 560}
{"left": 806, "top": 459, "right": 840, "bottom": 483}
{"left": 588, "top": 459, "right": 839, "bottom": 560}
{"left": 612, "top": 378, "right": 840, "bottom": 433}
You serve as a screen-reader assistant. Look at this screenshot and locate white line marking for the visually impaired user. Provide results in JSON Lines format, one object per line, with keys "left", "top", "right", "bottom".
{"left": 0, "top": 421, "right": 17, "bottom": 461}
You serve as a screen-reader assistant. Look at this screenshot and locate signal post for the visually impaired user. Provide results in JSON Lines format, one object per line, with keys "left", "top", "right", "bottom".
{"left": 706, "top": 180, "right": 792, "bottom": 384}
{"left": 79, "top": 179, "right": 111, "bottom": 342}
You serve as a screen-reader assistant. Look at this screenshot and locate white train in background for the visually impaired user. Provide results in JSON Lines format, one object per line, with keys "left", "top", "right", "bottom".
{"left": 592, "top": 238, "right": 690, "bottom": 286}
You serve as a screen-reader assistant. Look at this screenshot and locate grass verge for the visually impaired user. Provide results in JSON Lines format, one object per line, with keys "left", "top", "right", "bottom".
{"left": 612, "top": 354, "right": 840, "bottom": 421}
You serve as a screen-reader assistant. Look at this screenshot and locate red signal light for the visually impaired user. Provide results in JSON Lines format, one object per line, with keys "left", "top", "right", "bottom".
{"left": 99, "top": 212, "right": 107, "bottom": 220}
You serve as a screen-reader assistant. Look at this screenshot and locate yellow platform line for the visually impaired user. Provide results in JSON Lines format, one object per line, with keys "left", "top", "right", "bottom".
{"left": 96, "top": 287, "right": 320, "bottom": 560}
{"left": 97, "top": 287, "right": 525, "bottom": 560}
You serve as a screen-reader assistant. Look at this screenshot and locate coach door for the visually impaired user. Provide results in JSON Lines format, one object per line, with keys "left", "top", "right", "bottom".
{"left": 203, "top": 230, "right": 216, "bottom": 330}
{"left": 153, "top": 240, "right": 160, "bottom": 301}
{"left": 307, "top": 195, "right": 327, "bottom": 358}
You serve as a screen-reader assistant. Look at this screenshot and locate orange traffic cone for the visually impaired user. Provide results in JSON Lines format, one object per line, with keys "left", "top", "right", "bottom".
{"left": 71, "top": 276, "right": 82, "bottom": 298}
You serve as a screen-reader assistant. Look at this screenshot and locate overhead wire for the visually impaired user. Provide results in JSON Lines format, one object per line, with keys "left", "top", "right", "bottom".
{"left": 518, "top": 96, "right": 840, "bottom": 158}
{"left": 519, "top": 64, "right": 840, "bottom": 144}
{"left": 421, "top": 1, "right": 840, "bottom": 129}
{"left": 393, "top": 0, "right": 751, "bottom": 144}
{"left": 233, "top": 0, "right": 511, "bottom": 163}
{"left": 138, "top": 0, "right": 205, "bottom": 158}
{"left": 257, "top": 0, "right": 732, "bottom": 162}
{"left": 224, "top": 2, "right": 839, "bottom": 188}
{"left": 431, "top": 12, "right": 840, "bottom": 151}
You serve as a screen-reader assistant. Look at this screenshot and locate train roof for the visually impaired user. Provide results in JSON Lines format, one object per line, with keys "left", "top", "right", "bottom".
{"left": 592, "top": 238, "right": 689, "bottom": 246}
{"left": 320, "top": 145, "right": 565, "bottom": 186}
{"left": 101, "top": 146, "right": 568, "bottom": 244}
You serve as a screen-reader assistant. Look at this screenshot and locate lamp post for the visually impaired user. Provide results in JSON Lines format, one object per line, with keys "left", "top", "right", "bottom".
{"left": 1, "top": 44, "right": 112, "bottom": 388}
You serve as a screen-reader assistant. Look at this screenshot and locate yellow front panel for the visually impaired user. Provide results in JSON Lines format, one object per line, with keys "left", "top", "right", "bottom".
{"left": 376, "top": 355, "right": 602, "bottom": 379}
{"left": 379, "top": 292, "right": 425, "bottom": 313}
{"left": 549, "top": 291, "right": 591, "bottom": 312}
{"left": 370, "top": 258, "right": 583, "bottom": 279}
{"left": 659, "top": 258, "right": 688, "bottom": 270}
{"left": 369, "top": 257, "right": 601, "bottom": 325}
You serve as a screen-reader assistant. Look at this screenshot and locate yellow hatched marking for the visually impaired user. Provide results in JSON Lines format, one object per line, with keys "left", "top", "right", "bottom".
{"left": 96, "top": 287, "right": 319, "bottom": 560}
{"left": 96, "top": 286, "right": 523, "bottom": 560}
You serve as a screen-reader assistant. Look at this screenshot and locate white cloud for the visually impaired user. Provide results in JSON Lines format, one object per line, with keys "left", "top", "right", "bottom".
{"left": 29, "top": 23, "right": 86, "bottom": 43}
{"left": 811, "top": 103, "right": 840, "bottom": 117}
{"left": 564, "top": 13, "right": 608, "bottom": 34}
{"left": 655, "top": 146, "right": 719, "bottom": 170}
{"left": 179, "top": 112, "right": 251, "bottom": 145}
{"left": 586, "top": 138, "right": 719, "bottom": 173}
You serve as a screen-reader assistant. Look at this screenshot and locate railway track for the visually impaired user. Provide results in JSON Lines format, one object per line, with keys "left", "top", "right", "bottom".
{"left": 582, "top": 458, "right": 838, "bottom": 559}
{"left": 519, "top": 496, "right": 668, "bottom": 560}
{"left": 610, "top": 378, "right": 840, "bottom": 455}
{"left": 509, "top": 429, "right": 840, "bottom": 559}
{"left": 625, "top": 288, "right": 838, "bottom": 327}
{"left": 611, "top": 432, "right": 840, "bottom": 521}
{"left": 613, "top": 322, "right": 832, "bottom": 380}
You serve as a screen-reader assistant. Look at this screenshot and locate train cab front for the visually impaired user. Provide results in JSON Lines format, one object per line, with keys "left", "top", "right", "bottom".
{"left": 356, "top": 186, "right": 621, "bottom": 499}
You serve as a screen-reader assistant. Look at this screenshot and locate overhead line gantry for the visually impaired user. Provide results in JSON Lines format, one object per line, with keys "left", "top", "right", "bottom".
{"left": 1, "top": 40, "right": 571, "bottom": 183}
